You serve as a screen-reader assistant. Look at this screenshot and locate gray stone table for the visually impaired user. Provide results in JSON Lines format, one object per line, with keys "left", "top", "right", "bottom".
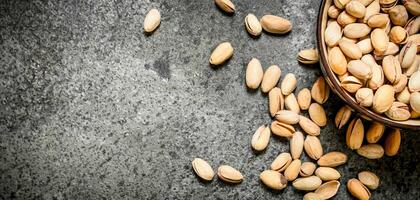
{"left": 0, "top": 0, "right": 419, "bottom": 199}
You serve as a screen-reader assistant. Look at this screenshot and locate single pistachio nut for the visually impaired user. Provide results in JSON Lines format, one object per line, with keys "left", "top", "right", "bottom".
{"left": 298, "top": 48, "right": 319, "bottom": 64}
{"left": 358, "top": 171, "right": 380, "bottom": 190}
{"left": 343, "top": 23, "right": 371, "bottom": 39}
{"left": 292, "top": 176, "right": 322, "bottom": 191}
{"left": 284, "top": 159, "right": 302, "bottom": 181}
{"left": 338, "top": 12, "right": 358, "bottom": 26}
{"left": 366, "top": 122, "right": 385, "bottom": 143}
{"left": 297, "top": 88, "right": 312, "bottom": 110}
{"left": 347, "top": 178, "right": 371, "bottom": 200}
{"left": 396, "top": 87, "right": 411, "bottom": 104}
{"left": 390, "top": 26, "right": 409, "bottom": 44}
{"left": 315, "top": 180, "right": 340, "bottom": 200}
{"left": 192, "top": 158, "right": 215, "bottom": 181}
{"left": 363, "top": 0, "right": 380, "bottom": 23}
{"left": 389, "top": 5, "right": 409, "bottom": 26}
{"left": 269, "top": 87, "right": 284, "bottom": 117}
{"left": 410, "top": 92, "right": 420, "bottom": 112}
{"left": 371, "top": 28, "right": 389, "bottom": 55}
{"left": 251, "top": 125, "right": 271, "bottom": 151}
{"left": 304, "top": 135, "right": 324, "bottom": 160}
{"left": 403, "top": 55, "right": 419, "bottom": 76}
{"left": 347, "top": 60, "right": 372, "bottom": 80}
{"left": 341, "top": 75, "right": 363, "bottom": 93}
{"left": 290, "top": 131, "right": 304, "bottom": 159}
{"left": 214, "top": 0, "right": 235, "bottom": 13}
{"left": 244, "top": 14, "right": 262, "bottom": 36}
{"left": 405, "top": 16, "right": 420, "bottom": 36}
{"left": 281, "top": 73, "right": 297, "bottom": 95}
{"left": 393, "top": 74, "right": 408, "bottom": 93}
{"left": 367, "top": 13, "right": 390, "bottom": 28}
{"left": 246, "top": 58, "right": 264, "bottom": 89}
{"left": 271, "top": 152, "right": 292, "bottom": 172}
{"left": 308, "top": 103, "right": 327, "bottom": 127}
{"left": 144, "top": 9, "right": 161, "bottom": 33}
{"left": 379, "top": 0, "right": 398, "bottom": 12}
{"left": 339, "top": 39, "right": 363, "bottom": 59}
{"left": 335, "top": 105, "right": 352, "bottom": 129}
{"left": 271, "top": 121, "right": 295, "bottom": 138}
{"left": 399, "top": 42, "right": 417, "bottom": 69}
{"left": 260, "top": 170, "right": 288, "bottom": 190}
{"left": 346, "top": 118, "right": 365, "bottom": 150}
{"left": 275, "top": 110, "right": 300, "bottom": 124}
{"left": 325, "top": 21, "right": 343, "bottom": 47}
{"left": 368, "top": 63, "right": 385, "bottom": 90}
{"left": 382, "top": 55, "right": 402, "bottom": 84}
{"left": 285, "top": 93, "right": 301, "bottom": 114}
{"left": 260, "top": 15, "right": 292, "bottom": 34}
{"left": 328, "top": 5, "right": 341, "bottom": 19}
{"left": 403, "top": 0, "right": 420, "bottom": 16}
{"left": 317, "top": 151, "right": 348, "bottom": 167}
{"left": 334, "top": 0, "right": 351, "bottom": 9}
{"left": 328, "top": 47, "right": 348, "bottom": 75}
{"left": 384, "top": 128, "right": 401, "bottom": 156}
{"left": 261, "top": 65, "right": 281, "bottom": 93}
{"left": 356, "top": 144, "right": 384, "bottom": 159}
{"left": 217, "top": 165, "right": 243, "bottom": 183}
{"left": 346, "top": 0, "right": 367, "bottom": 18}
{"left": 300, "top": 162, "right": 317, "bottom": 177}
{"left": 311, "top": 77, "right": 330, "bottom": 104}
{"left": 209, "top": 42, "right": 234, "bottom": 65}
{"left": 372, "top": 85, "right": 395, "bottom": 113}
{"left": 299, "top": 116, "right": 321, "bottom": 136}
{"left": 355, "top": 88, "right": 374, "bottom": 107}
{"left": 385, "top": 102, "right": 411, "bottom": 120}
{"left": 357, "top": 38, "right": 374, "bottom": 54}
{"left": 315, "top": 167, "right": 341, "bottom": 181}
{"left": 304, "top": 193, "right": 322, "bottom": 200}
{"left": 408, "top": 71, "right": 420, "bottom": 92}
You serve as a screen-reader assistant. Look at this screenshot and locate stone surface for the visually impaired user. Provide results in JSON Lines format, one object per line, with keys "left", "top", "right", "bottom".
{"left": 0, "top": 0, "right": 419, "bottom": 199}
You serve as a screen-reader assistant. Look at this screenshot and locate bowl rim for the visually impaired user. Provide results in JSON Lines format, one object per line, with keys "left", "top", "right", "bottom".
{"left": 316, "top": 0, "right": 420, "bottom": 130}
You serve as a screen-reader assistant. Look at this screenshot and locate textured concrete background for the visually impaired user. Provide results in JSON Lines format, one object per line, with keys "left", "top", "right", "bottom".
{"left": 0, "top": 0, "right": 419, "bottom": 199}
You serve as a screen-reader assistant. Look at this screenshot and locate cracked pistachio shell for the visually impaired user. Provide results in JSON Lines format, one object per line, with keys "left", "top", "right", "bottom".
{"left": 325, "top": 21, "right": 343, "bottom": 47}
{"left": 347, "top": 178, "right": 371, "bottom": 200}
{"left": 260, "top": 170, "right": 288, "bottom": 190}
{"left": 214, "top": 0, "right": 235, "bottom": 13}
{"left": 393, "top": 74, "right": 408, "bottom": 93}
{"left": 297, "top": 88, "right": 312, "bottom": 110}
{"left": 315, "top": 180, "right": 340, "bottom": 200}
{"left": 339, "top": 39, "right": 363, "bottom": 59}
{"left": 251, "top": 125, "right": 271, "bottom": 151}
{"left": 347, "top": 60, "right": 372, "bottom": 80}
{"left": 405, "top": 16, "right": 420, "bottom": 36}
{"left": 300, "top": 162, "right": 317, "bottom": 177}
{"left": 217, "top": 165, "right": 243, "bottom": 183}
{"left": 315, "top": 167, "right": 341, "bottom": 181}
{"left": 390, "top": 26, "right": 408, "bottom": 44}
{"left": 261, "top": 65, "right": 281, "bottom": 93}
{"left": 311, "top": 77, "right": 330, "bottom": 104}
{"left": 275, "top": 110, "right": 300, "bottom": 124}
{"left": 399, "top": 42, "right": 418, "bottom": 69}
{"left": 356, "top": 144, "right": 384, "bottom": 159}
{"left": 271, "top": 152, "right": 292, "bottom": 172}
{"left": 338, "top": 11, "right": 357, "bottom": 26}
{"left": 396, "top": 87, "right": 411, "bottom": 104}
{"left": 246, "top": 58, "right": 264, "bottom": 89}
{"left": 271, "top": 121, "right": 295, "bottom": 138}
{"left": 209, "top": 42, "right": 234, "bottom": 65}
{"left": 317, "top": 151, "right": 348, "bottom": 167}
{"left": 357, "top": 38, "right": 374, "bottom": 54}
{"left": 293, "top": 176, "right": 322, "bottom": 191}
{"left": 356, "top": 88, "right": 374, "bottom": 107}
{"left": 382, "top": 55, "right": 402, "bottom": 84}
{"left": 260, "top": 15, "right": 292, "bottom": 34}
{"left": 403, "top": 55, "right": 420, "bottom": 76}
{"left": 346, "top": 1, "right": 367, "bottom": 18}
{"left": 409, "top": 71, "right": 420, "bottom": 92}
{"left": 373, "top": 85, "right": 395, "bottom": 113}
{"left": 304, "top": 135, "right": 323, "bottom": 160}
{"left": 403, "top": 0, "right": 420, "bottom": 16}
{"left": 269, "top": 87, "right": 284, "bottom": 117}
{"left": 192, "top": 158, "right": 215, "bottom": 181}
{"left": 285, "top": 93, "right": 300, "bottom": 114}
{"left": 245, "top": 14, "right": 262, "bottom": 36}
{"left": 284, "top": 159, "right": 302, "bottom": 181}
{"left": 328, "top": 5, "right": 341, "bottom": 18}
{"left": 346, "top": 118, "right": 365, "bottom": 150}
{"left": 299, "top": 116, "right": 321, "bottom": 136}
{"left": 371, "top": 28, "right": 389, "bottom": 55}
{"left": 308, "top": 103, "right": 327, "bottom": 127}
{"left": 406, "top": 34, "right": 420, "bottom": 50}
{"left": 335, "top": 105, "right": 352, "bottom": 129}
{"left": 367, "top": 13, "right": 390, "bottom": 28}
{"left": 410, "top": 92, "right": 420, "bottom": 112}
{"left": 328, "top": 47, "right": 348, "bottom": 75}
{"left": 341, "top": 75, "right": 363, "bottom": 93}
{"left": 304, "top": 193, "right": 321, "bottom": 200}
{"left": 298, "top": 48, "right": 319, "bottom": 64}
{"left": 366, "top": 122, "right": 385, "bottom": 143}
{"left": 368, "top": 63, "right": 385, "bottom": 90}
{"left": 379, "top": 0, "right": 397, "bottom": 12}
{"left": 384, "top": 128, "right": 401, "bottom": 156}
{"left": 389, "top": 5, "right": 409, "bottom": 26}
{"left": 385, "top": 102, "right": 411, "bottom": 120}
{"left": 343, "top": 23, "right": 371, "bottom": 39}
{"left": 358, "top": 171, "right": 380, "bottom": 190}
{"left": 281, "top": 73, "right": 297, "bottom": 95}
{"left": 144, "top": 9, "right": 161, "bottom": 33}
{"left": 334, "top": 0, "right": 351, "bottom": 9}
{"left": 363, "top": 0, "right": 380, "bottom": 23}
{"left": 290, "top": 131, "right": 304, "bottom": 159}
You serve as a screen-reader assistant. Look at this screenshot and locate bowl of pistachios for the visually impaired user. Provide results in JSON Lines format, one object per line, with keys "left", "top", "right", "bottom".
{"left": 317, "top": 0, "right": 420, "bottom": 129}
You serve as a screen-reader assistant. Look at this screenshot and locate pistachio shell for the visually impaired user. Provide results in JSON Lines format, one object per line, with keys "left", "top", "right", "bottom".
{"left": 390, "top": 26, "right": 408, "bottom": 44}
{"left": 260, "top": 15, "right": 292, "bottom": 34}
{"left": 372, "top": 85, "right": 395, "bottom": 113}
{"left": 299, "top": 116, "right": 321, "bottom": 136}
{"left": 271, "top": 121, "right": 295, "bottom": 138}
{"left": 366, "top": 62, "right": 385, "bottom": 90}
{"left": 346, "top": 118, "right": 365, "bottom": 149}
{"left": 261, "top": 65, "right": 281, "bottom": 93}
{"left": 214, "top": 0, "right": 235, "bottom": 13}
{"left": 304, "top": 193, "right": 321, "bottom": 200}
{"left": 251, "top": 125, "right": 271, "bottom": 151}
{"left": 347, "top": 178, "right": 371, "bottom": 200}
{"left": 389, "top": 5, "right": 409, "bottom": 26}
{"left": 317, "top": 151, "right": 348, "bottom": 167}
{"left": 384, "top": 128, "right": 401, "bottom": 156}
{"left": 244, "top": 14, "right": 262, "bottom": 36}
{"left": 297, "top": 88, "right": 312, "bottom": 110}
{"left": 260, "top": 170, "right": 288, "bottom": 190}
{"left": 285, "top": 93, "right": 300, "bottom": 114}
{"left": 403, "top": 0, "right": 420, "bottom": 16}
{"left": 209, "top": 42, "right": 234, "bottom": 65}
{"left": 328, "top": 47, "right": 348, "bottom": 75}
{"left": 396, "top": 87, "right": 411, "bottom": 104}
{"left": 217, "top": 165, "right": 243, "bottom": 183}
{"left": 363, "top": 0, "right": 381, "bottom": 23}
{"left": 246, "top": 58, "right": 264, "bottom": 89}
{"left": 281, "top": 73, "right": 297, "bottom": 95}
{"left": 325, "top": 21, "right": 343, "bottom": 47}
{"left": 382, "top": 55, "right": 402, "bottom": 84}
{"left": 367, "top": 13, "right": 390, "bottom": 28}
{"left": 308, "top": 103, "right": 327, "bottom": 127}
{"left": 355, "top": 88, "right": 374, "bottom": 107}
{"left": 379, "top": 0, "right": 397, "bottom": 12}
{"left": 271, "top": 153, "right": 292, "bottom": 172}
{"left": 374, "top": 42, "right": 400, "bottom": 60}
{"left": 410, "top": 92, "right": 420, "bottom": 112}
{"left": 371, "top": 28, "right": 389, "bottom": 54}
{"left": 328, "top": 5, "right": 341, "bottom": 18}
{"left": 346, "top": 1, "right": 367, "bottom": 18}
{"left": 338, "top": 11, "right": 358, "bottom": 26}
{"left": 409, "top": 71, "right": 420, "bottom": 92}
{"left": 339, "top": 39, "right": 363, "bottom": 59}
{"left": 290, "top": 131, "right": 304, "bottom": 159}
{"left": 315, "top": 180, "right": 340, "bottom": 200}
{"left": 275, "top": 110, "right": 300, "bottom": 124}
{"left": 357, "top": 38, "right": 374, "bottom": 54}
{"left": 269, "top": 87, "right": 284, "bottom": 117}
{"left": 293, "top": 176, "right": 322, "bottom": 191}
{"left": 144, "top": 9, "right": 161, "bottom": 33}
{"left": 366, "top": 122, "right": 385, "bottom": 143}
{"left": 298, "top": 48, "right": 319, "bottom": 64}
{"left": 335, "top": 105, "right": 352, "bottom": 129}
{"left": 356, "top": 144, "right": 385, "bottom": 159}
{"left": 311, "top": 77, "right": 330, "bottom": 104}
{"left": 334, "top": 0, "right": 351, "bottom": 9}
{"left": 192, "top": 158, "right": 215, "bottom": 181}
{"left": 393, "top": 74, "right": 408, "bottom": 93}
{"left": 304, "top": 135, "right": 323, "bottom": 160}
{"left": 284, "top": 159, "right": 302, "bottom": 181}
{"left": 343, "top": 23, "right": 372, "bottom": 39}
{"left": 403, "top": 55, "right": 419, "bottom": 76}
{"left": 358, "top": 171, "right": 380, "bottom": 190}
{"left": 300, "top": 162, "right": 317, "bottom": 177}
{"left": 405, "top": 16, "right": 420, "bottom": 36}
{"left": 315, "top": 167, "right": 341, "bottom": 181}
{"left": 400, "top": 42, "right": 418, "bottom": 69}
{"left": 341, "top": 75, "right": 363, "bottom": 93}
{"left": 347, "top": 60, "right": 372, "bottom": 80}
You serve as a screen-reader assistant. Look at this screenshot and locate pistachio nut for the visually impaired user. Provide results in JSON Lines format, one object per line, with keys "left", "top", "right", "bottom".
{"left": 339, "top": 39, "right": 363, "bottom": 59}
{"left": 389, "top": 5, "right": 409, "bottom": 26}
{"left": 244, "top": 14, "right": 262, "bottom": 36}
{"left": 315, "top": 167, "right": 341, "bottom": 181}
{"left": 308, "top": 103, "right": 327, "bottom": 127}
{"left": 271, "top": 121, "right": 295, "bottom": 138}
{"left": 304, "top": 135, "right": 323, "bottom": 160}
{"left": 337, "top": 11, "right": 358, "bottom": 26}
{"left": 371, "top": 28, "right": 389, "bottom": 54}
{"left": 328, "top": 5, "right": 341, "bottom": 19}
{"left": 382, "top": 55, "right": 402, "bottom": 84}
{"left": 338, "top": 72, "right": 350, "bottom": 82}
{"left": 367, "top": 13, "right": 390, "bottom": 28}
{"left": 246, "top": 58, "right": 264, "bottom": 89}
{"left": 269, "top": 87, "right": 284, "bottom": 117}
{"left": 290, "top": 131, "right": 304, "bottom": 159}
{"left": 347, "top": 60, "right": 372, "bottom": 80}
{"left": 260, "top": 15, "right": 292, "bottom": 34}
{"left": 363, "top": 0, "right": 381, "bottom": 23}
{"left": 275, "top": 110, "right": 300, "bottom": 124}
{"left": 192, "top": 158, "right": 215, "bottom": 181}
{"left": 315, "top": 180, "right": 340, "bottom": 200}
{"left": 410, "top": 92, "right": 420, "bottom": 112}
{"left": 396, "top": 87, "right": 411, "bottom": 104}
{"left": 334, "top": 0, "right": 351, "bottom": 9}
{"left": 358, "top": 171, "right": 380, "bottom": 190}
{"left": 341, "top": 75, "right": 363, "bottom": 93}
{"left": 261, "top": 65, "right": 281, "bottom": 93}
{"left": 292, "top": 176, "right": 322, "bottom": 191}
{"left": 393, "top": 74, "right": 408, "bottom": 93}
{"left": 356, "top": 144, "right": 385, "bottom": 159}
{"left": 209, "top": 42, "right": 234, "bottom": 65}
{"left": 368, "top": 63, "right": 385, "bottom": 90}
{"left": 347, "top": 178, "right": 371, "bottom": 200}
{"left": 384, "top": 128, "right": 401, "bottom": 156}
{"left": 281, "top": 73, "right": 297, "bottom": 95}
{"left": 317, "top": 151, "right": 348, "bottom": 167}
{"left": 214, "top": 0, "right": 235, "bottom": 13}
{"left": 328, "top": 47, "right": 348, "bottom": 75}
{"left": 251, "top": 125, "right": 271, "bottom": 151}
{"left": 335, "top": 105, "right": 352, "bottom": 129}
{"left": 346, "top": 118, "right": 365, "bottom": 150}
{"left": 325, "top": 21, "right": 343, "bottom": 47}
{"left": 285, "top": 93, "right": 300, "bottom": 114}
{"left": 260, "top": 170, "right": 288, "bottom": 190}
{"left": 403, "top": 55, "right": 419, "bottom": 76}
{"left": 389, "top": 26, "right": 409, "bottom": 45}
{"left": 343, "top": 23, "right": 372, "bottom": 39}
{"left": 372, "top": 85, "right": 395, "bottom": 113}
{"left": 380, "top": 20, "right": 392, "bottom": 34}
{"left": 300, "top": 162, "right": 317, "bottom": 177}
{"left": 298, "top": 48, "right": 319, "bottom": 64}
{"left": 346, "top": 1, "right": 367, "bottom": 18}
{"left": 403, "top": 0, "right": 420, "bottom": 16}
{"left": 373, "top": 42, "right": 400, "bottom": 60}
{"left": 299, "top": 116, "right": 321, "bottom": 136}
{"left": 406, "top": 34, "right": 420, "bottom": 50}
{"left": 303, "top": 193, "right": 322, "bottom": 200}
{"left": 297, "top": 88, "right": 312, "bottom": 110}
{"left": 357, "top": 38, "right": 374, "bottom": 54}
{"left": 144, "top": 9, "right": 161, "bottom": 33}
{"left": 271, "top": 152, "right": 292, "bottom": 172}
{"left": 361, "top": 53, "right": 377, "bottom": 67}
{"left": 311, "top": 77, "right": 330, "bottom": 104}
{"left": 379, "top": 0, "right": 398, "bottom": 12}
{"left": 217, "top": 165, "right": 243, "bottom": 183}
{"left": 356, "top": 88, "right": 374, "bottom": 107}
{"left": 399, "top": 41, "right": 417, "bottom": 68}
{"left": 366, "top": 122, "right": 385, "bottom": 143}
{"left": 409, "top": 71, "right": 420, "bottom": 92}
{"left": 405, "top": 16, "right": 420, "bottom": 36}
{"left": 284, "top": 159, "right": 302, "bottom": 181}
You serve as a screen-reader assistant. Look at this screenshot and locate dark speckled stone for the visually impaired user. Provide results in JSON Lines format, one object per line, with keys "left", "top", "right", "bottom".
{"left": 0, "top": 0, "right": 419, "bottom": 199}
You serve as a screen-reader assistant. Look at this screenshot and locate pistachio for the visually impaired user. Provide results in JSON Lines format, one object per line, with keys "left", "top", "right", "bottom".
{"left": 410, "top": 92, "right": 420, "bottom": 112}
{"left": 379, "top": 0, "right": 398, "bottom": 12}
{"left": 292, "top": 176, "right": 322, "bottom": 191}
{"left": 271, "top": 121, "right": 295, "bottom": 138}
{"left": 315, "top": 180, "right": 340, "bottom": 200}
{"left": 192, "top": 158, "right": 215, "bottom": 181}
{"left": 343, "top": 23, "right": 371, "bottom": 39}
{"left": 399, "top": 42, "right": 417, "bottom": 69}
{"left": 393, "top": 74, "right": 408, "bottom": 93}
{"left": 328, "top": 5, "right": 341, "bottom": 19}
{"left": 389, "top": 26, "right": 408, "bottom": 45}
{"left": 281, "top": 73, "right": 297, "bottom": 95}
{"left": 346, "top": 1, "right": 367, "bottom": 18}
{"left": 299, "top": 116, "right": 321, "bottom": 136}
{"left": 341, "top": 75, "right": 363, "bottom": 93}
{"left": 367, "top": 13, "right": 389, "bottom": 28}
{"left": 358, "top": 0, "right": 375, "bottom": 6}
{"left": 347, "top": 60, "right": 372, "bottom": 80}
{"left": 358, "top": 171, "right": 380, "bottom": 190}
{"left": 304, "top": 193, "right": 322, "bottom": 200}
{"left": 384, "top": 128, "right": 401, "bottom": 156}
{"left": 357, "top": 38, "right": 374, "bottom": 54}
{"left": 380, "top": 19, "right": 392, "bottom": 34}
{"left": 371, "top": 28, "right": 389, "bottom": 54}
{"left": 406, "top": 34, "right": 420, "bottom": 50}
{"left": 366, "top": 122, "right": 385, "bottom": 143}
{"left": 372, "top": 85, "right": 395, "bottom": 113}
{"left": 315, "top": 167, "right": 341, "bottom": 181}
{"left": 355, "top": 88, "right": 374, "bottom": 107}
{"left": 317, "top": 151, "right": 348, "bottom": 167}
{"left": 328, "top": 47, "right": 348, "bottom": 75}
{"left": 409, "top": 71, "right": 420, "bottom": 92}
{"left": 382, "top": 55, "right": 402, "bottom": 84}
{"left": 337, "top": 11, "right": 358, "bottom": 26}
{"left": 346, "top": 118, "right": 365, "bottom": 150}
{"left": 246, "top": 58, "right": 264, "bottom": 89}
{"left": 356, "top": 144, "right": 385, "bottom": 159}
{"left": 214, "top": 0, "right": 235, "bottom": 13}
{"left": 244, "top": 14, "right": 262, "bottom": 36}
{"left": 366, "top": 61, "right": 385, "bottom": 90}
{"left": 298, "top": 48, "right": 319, "bottom": 64}
{"left": 290, "top": 131, "right": 304, "bottom": 159}
{"left": 396, "top": 87, "right": 411, "bottom": 104}
{"left": 311, "top": 77, "right": 330, "bottom": 104}
{"left": 285, "top": 93, "right": 300, "bottom": 114}
{"left": 217, "top": 165, "right": 243, "bottom": 183}
{"left": 209, "top": 42, "right": 234, "bottom": 65}
{"left": 325, "top": 21, "right": 343, "bottom": 47}
{"left": 261, "top": 65, "right": 281, "bottom": 93}
{"left": 405, "top": 16, "right": 420, "bottom": 36}
{"left": 251, "top": 125, "right": 271, "bottom": 151}
{"left": 338, "top": 72, "right": 350, "bottom": 82}
{"left": 269, "top": 87, "right": 284, "bottom": 117}
{"left": 363, "top": 0, "right": 381, "bottom": 23}
{"left": 403, "top": 0, "right": 420, "bottom": 16}
{"left": 260, "top": 170, "right": 288, "bottom": 190}
{"left": 339, "top": 39, "right": 363, "bottom": 59}
{"left": 304, "top": 135, "right": 324, "bottom": 160}
{"left": 284, "top": 159, "right": 302, "bottom": 181}
{"left": 144, "top": 9, "right": 161, "bottom": 33}
{"left": 347, "top": 178, "right": 371, "bottom": 200}
{"left": 260, "top": 15, "right": 292, "bottom": 34}
{"left": 308, "top": 103, "right": 327, "bottom": 127}
{"left": 275, "top": 110, "right": 300, "bottom": 124}
{"left": 361, "top": 53, "right": 377, "bottom": 67}
{"left": 335, "top": 105, "right": 353, "bottom": 129}
{"left": 403, "top": 55, "right": 419, "bottom": 76}
{"left": 271, "top": 153, "right": 292, "bottom": 172}
{"left": 334, "top": 0, "right": 351, "bottom": 9}
{"left": 297, "top": 88, "right": 312, "bottom": 110}
{"left": 300, "top": 162, "right": 317, "bottom": 177}
{"left": 389, "top": 5, "right": 409, "bottom": 26}
{"left": 374, "top": 42, "right": 400, "bottom": 60}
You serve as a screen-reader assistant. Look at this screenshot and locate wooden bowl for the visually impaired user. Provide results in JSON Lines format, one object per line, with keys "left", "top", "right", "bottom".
{"left": 316, "top": 0, "right": 420, "bottom": 130}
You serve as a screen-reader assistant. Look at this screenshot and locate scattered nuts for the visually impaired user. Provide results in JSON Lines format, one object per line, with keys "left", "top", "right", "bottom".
{"left": 244, "top": 14, "right": 262, "bottom": 36}
{"left": 144, "top": 9, "right": 161, "bottom": 33}
{"left": 347, "top": 178, "right": 371, "bottom": 200}
{"left": 298, "top": 48, "right": 319, "bottom": 64}
{"left": 358, "top": 171, "right": 380, "bottom": 190}
{"left": 192, "top": 158, "right": 215, "bottom": 181}
{"left": 356, "top": 144, "right": 385, "bottom": 159}
{"left": 297, "top": 88, "right": 312, "bottom": 110}
{"left": 261, "top": 65, "right": 281, "bottom": 93}
{"left": 290, "top": 131, "right": 304, "bottom": 159}
{"left": 384, "top": 128, "right": 401, "bottom": 156}
{"left": 271, "top": 153, "right": 292, "bottom": 172}
{"left": 317, "top": 151, "right": 348, "bottom": 167}
{"left": 246, "top": 58, "right": 264, "bottom": 89}
{"left": 304, "top": 135, "right": 324, "bottom": 160}
{"left": 214, "top": 0, "right": 235, "bottom": 13}
{"left": 209, "top": 42, "right": 234, "bottom": 65}
{"left": 315, "top": 180, "right": 340, "bottom": 200}
{"left": 260, "top": 170, "right": 288, "bottom": 190}
{"left": 315, "top": 167, "right": 341, "bottom": 181}
{"left": 308, "top": 103, "right": 327, "bottom": 127}
{"left": 251, "top": 125, "right": 271, "bottom": 151}
{"left": 217, "top": 165, "right": 243, "bottom": 183}
{"left": 260, "top": 15, "right": 292, "bottom": 34}
{"left": 292, "top": 176, "right": 322, "bottom": 191}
